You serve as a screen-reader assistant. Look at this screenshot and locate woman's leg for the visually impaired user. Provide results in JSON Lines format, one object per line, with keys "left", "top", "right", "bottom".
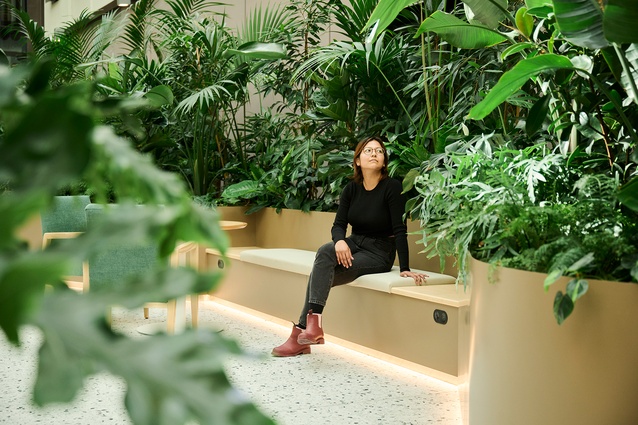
{"left": 274, "top": 236, "right": 395, "bottom": 355}
{"left": 297, "top": 235, "right": 395, "bottom": 327}
{"left": 297, "top": 241, "right": 339, "bottom": 327}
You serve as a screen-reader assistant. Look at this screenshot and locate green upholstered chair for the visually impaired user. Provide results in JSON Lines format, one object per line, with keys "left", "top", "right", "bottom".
{"left": 83, "top": 203, "right": 199, "bottom": 333}
{"left": 40, "top": 195, "right": 91, "bottom": 290}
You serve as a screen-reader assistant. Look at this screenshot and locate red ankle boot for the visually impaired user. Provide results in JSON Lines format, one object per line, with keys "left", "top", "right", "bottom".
{"left": 297, "top": 310, "right": 324, "bottom": 345}
{"left": 271, "top": 325, "right": 312, "bottom": 357}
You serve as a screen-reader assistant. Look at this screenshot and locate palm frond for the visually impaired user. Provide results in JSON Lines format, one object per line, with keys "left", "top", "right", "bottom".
{"left": 7, "top": 6, "right": 50, "bottom": 59}
{"left": 158, "top": 0, "right": 224, "bottom": 37}
{"left": 332, "top": 0, "right": 378, "bottom": 42}
{"left": 52, "top": 10, "right": 99, "bottom": 82}
{"left": 175, "top": 81, "right": 236, "bottom": 115}
{"left": 122, "top": 0, "right": 157, "bottom": 55}
{"left": 239, "top": 2, "right": 293, "bottom": 44}
{"left": 291, "top": 41, "right": 357, "bottom": 83}
{"left": 164, "top": 0, "right": 224, "bottom": 20}
{"left": 88, "top": 9, "right": 129, "bottom": 62}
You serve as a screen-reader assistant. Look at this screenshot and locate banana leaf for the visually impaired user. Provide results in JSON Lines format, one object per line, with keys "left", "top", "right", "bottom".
{"left": 468, "top": 54, "right": 573, "bottom": 120}
{"left": 553, "top": 0, "right": 608, "bottom": 49}
{"left": 415, "top": 11, "right": 509, "bottom": 49}
{"left": 224, "top": 42, "right": 287, "bottom": 59}
{"left": 617, "top": 176, "right": 638, "bottom": 212}
{"left": 362, "top": 0, "right": 416, "bottom": 38}
{"left": 620, "top": 44, "right": 638, "bottom": 105}
{"left": 603, "top": 0, "right": 638, "bottom": 44}
{"left": 143, "top": 85, "right": 174, "bottom": 107}
{"left": 463, "top": 0, "right": 510, "bottom": 29}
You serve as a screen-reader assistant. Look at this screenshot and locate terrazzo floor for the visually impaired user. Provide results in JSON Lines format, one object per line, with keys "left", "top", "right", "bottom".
{"left": 1, "top": 300, "right": 462, "bottom": 425}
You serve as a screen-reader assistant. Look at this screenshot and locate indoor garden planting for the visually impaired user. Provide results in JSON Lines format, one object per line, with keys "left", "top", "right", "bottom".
{"left": 2, "top": 0, "right": 638, "bottom": 424}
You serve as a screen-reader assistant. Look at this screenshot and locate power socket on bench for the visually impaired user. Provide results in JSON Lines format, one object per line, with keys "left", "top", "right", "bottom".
{"left": 433, "top": 309, "right": 448, "bottom": 325}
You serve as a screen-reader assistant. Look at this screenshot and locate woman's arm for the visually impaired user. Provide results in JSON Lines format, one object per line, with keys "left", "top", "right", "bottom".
{"left": 331, "top": 182, "right": 352, "bottom": 243}
{"left": 387, "top": 179, "right": 428, "bottom": 285}
{"left": 386, "top": 179, "right": 410, "bottom": 271}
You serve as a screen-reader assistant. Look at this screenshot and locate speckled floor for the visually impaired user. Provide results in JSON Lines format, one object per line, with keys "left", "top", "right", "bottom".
{"left": 1, "top": 300, "right": 462, "bottom": 425}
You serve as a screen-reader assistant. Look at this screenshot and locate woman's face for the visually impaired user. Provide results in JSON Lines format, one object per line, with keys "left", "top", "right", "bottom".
{"left": 355, "top": 139, "right": 385, "bottom": 172}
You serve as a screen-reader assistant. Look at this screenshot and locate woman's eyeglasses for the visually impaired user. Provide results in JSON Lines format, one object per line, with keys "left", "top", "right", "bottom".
{"left": 362, "top": 147, "right": 385, "bottom": 156}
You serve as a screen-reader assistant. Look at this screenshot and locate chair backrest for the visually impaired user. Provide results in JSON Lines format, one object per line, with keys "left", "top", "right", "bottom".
{"left": 84, "top": 203, "right": 162, "bottom": 291}
{"left": 41, "top": 195, "right": 91, "bottom": 233}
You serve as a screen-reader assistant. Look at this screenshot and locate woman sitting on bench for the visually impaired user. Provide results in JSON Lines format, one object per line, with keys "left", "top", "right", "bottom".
{"left": 272, "top": 135, "right": 427, "bottom": 357}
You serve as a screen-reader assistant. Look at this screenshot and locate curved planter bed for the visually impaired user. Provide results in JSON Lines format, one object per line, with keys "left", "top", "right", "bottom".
{"left": 466, "top": 257, "right": 638, "bottom": 425}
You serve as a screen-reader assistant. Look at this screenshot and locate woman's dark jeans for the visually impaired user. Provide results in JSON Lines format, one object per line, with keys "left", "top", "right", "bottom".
{"left": 298, "top": 233, "right": 396, "bottom": 326}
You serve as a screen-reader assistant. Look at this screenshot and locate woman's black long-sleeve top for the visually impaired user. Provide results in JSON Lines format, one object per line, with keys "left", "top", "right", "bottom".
{"left": 330, "top": 177, "right": 411, "bottom": 272}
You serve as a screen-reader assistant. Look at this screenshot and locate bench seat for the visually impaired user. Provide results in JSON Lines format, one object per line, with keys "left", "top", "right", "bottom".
{"left": 391, "top": 285, "right": 470, "bottom": 307}
{"left": 238, "top": 248, "right": 457, "bottom": 293}
{"left": 206, "top": 246, "right": 469, "bottom": 383}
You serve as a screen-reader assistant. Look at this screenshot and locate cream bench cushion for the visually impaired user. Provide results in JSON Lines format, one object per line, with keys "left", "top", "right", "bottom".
{"left": 240, "top": 248, "right": 315, "bottom": 275}
{"left": 238, "top": 248, "right": 456, "bottom": 294}
{"left": 348, "top": 266, "right": 456, "bottom": 293}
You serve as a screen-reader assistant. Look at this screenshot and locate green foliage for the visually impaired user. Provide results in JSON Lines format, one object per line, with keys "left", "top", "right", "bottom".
{"left": 221, "top": 112, "right": 348, "bottom": 213}
{"left": 416, "top": 11, "right": 510, "bottom": 48}
{"left": 0, "top": 60, "right": 274, "bottom": 424}
{"left": 372, "top": 0, "right": 638, "bottom": 326}
{"left": 248, "top": 0, "right": 337, "bottom": 113}
{"left": 6, "top": 0, "right": 288, "bottom": 200}
{"left": 7, "top": 0, "right": 638, "bottom": 330}
{"left": 410, "top": 137, "right": 638, "bottom": 323}
{"left": 467, "top": 54, "right": 574, "bottom": 120}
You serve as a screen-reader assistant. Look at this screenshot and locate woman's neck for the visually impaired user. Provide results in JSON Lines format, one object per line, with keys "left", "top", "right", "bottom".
{"left": 362, "top": 170, "right": 382, "bottom": 190}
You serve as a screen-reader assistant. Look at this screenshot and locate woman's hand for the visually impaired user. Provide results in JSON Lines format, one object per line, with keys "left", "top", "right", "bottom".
{"left": 335, "top": 240, "right": 354, "bottom": 268}
{"left": 400, "top": 270, "right": 429, "bottom": 286}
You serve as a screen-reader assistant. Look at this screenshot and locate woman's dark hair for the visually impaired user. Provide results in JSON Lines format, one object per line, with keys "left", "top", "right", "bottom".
{"left": 352, "top": 136, "right": 389, "bottom": 184}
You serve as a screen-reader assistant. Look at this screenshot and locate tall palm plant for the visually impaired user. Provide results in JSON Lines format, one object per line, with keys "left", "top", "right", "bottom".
{"left": 166, "top": 15, "right": 287, "bottom": 195}
{"left": 292, "top": 14, "right": 426, "bottom": 149}
{"left": 6, "top": 6, "right": 127, "bottom": 86}
{"left": 11, "top": 0, "right": 286, "bottom": 198}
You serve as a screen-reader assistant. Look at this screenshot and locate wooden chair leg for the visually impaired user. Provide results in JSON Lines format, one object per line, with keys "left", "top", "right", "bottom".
{"left": 166, "top": 299, "right": 177, "bottom": 335}
{"left": 191, "top": 294, "right": 199, "bottom": 328}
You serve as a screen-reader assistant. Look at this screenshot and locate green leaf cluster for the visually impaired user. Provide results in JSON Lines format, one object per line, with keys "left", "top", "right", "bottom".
{"left": 0, "top": 57, "right": 274, "bottom": 424}
{"left": 220, "top": 112, "right": 351, "bottom": 213}
{"left": 360, "top": 0, "right": 638, "bottom": 325}
{"left": 410, "top": 137, "right": 638, "bottom": 324}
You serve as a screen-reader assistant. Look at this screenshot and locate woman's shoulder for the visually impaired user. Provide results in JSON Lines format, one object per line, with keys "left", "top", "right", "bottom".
{"left": 340, "top": 179, "right": 358, "bottom": 197}
{"left": 382, "top": 177, "right": 403, "bottom": 192}
{"left": 343, "top": 179, "right": 358, "bottom": 191}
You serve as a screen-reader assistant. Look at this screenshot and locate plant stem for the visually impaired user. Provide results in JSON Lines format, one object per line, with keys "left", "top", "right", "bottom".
{"left": 369, "top": 61, "right": 416, "bottom": 130}
{"left": 588, "top": 72, "right": 638, "bottom": 145}
{"left": 420, "top": 3, "right": 435, "bottom": 144}
{"left": 587, "top": 79, "right": 614, "bottom": 168}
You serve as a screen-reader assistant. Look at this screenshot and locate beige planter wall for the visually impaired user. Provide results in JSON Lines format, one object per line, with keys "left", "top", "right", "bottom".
{"left": 466, "top": 257, "right": 638, "bottom": 425}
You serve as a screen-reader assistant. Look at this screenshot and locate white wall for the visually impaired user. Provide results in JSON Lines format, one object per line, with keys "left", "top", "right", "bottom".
{"left": 44, "top": 0, "right": 115, "bottom": 34}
